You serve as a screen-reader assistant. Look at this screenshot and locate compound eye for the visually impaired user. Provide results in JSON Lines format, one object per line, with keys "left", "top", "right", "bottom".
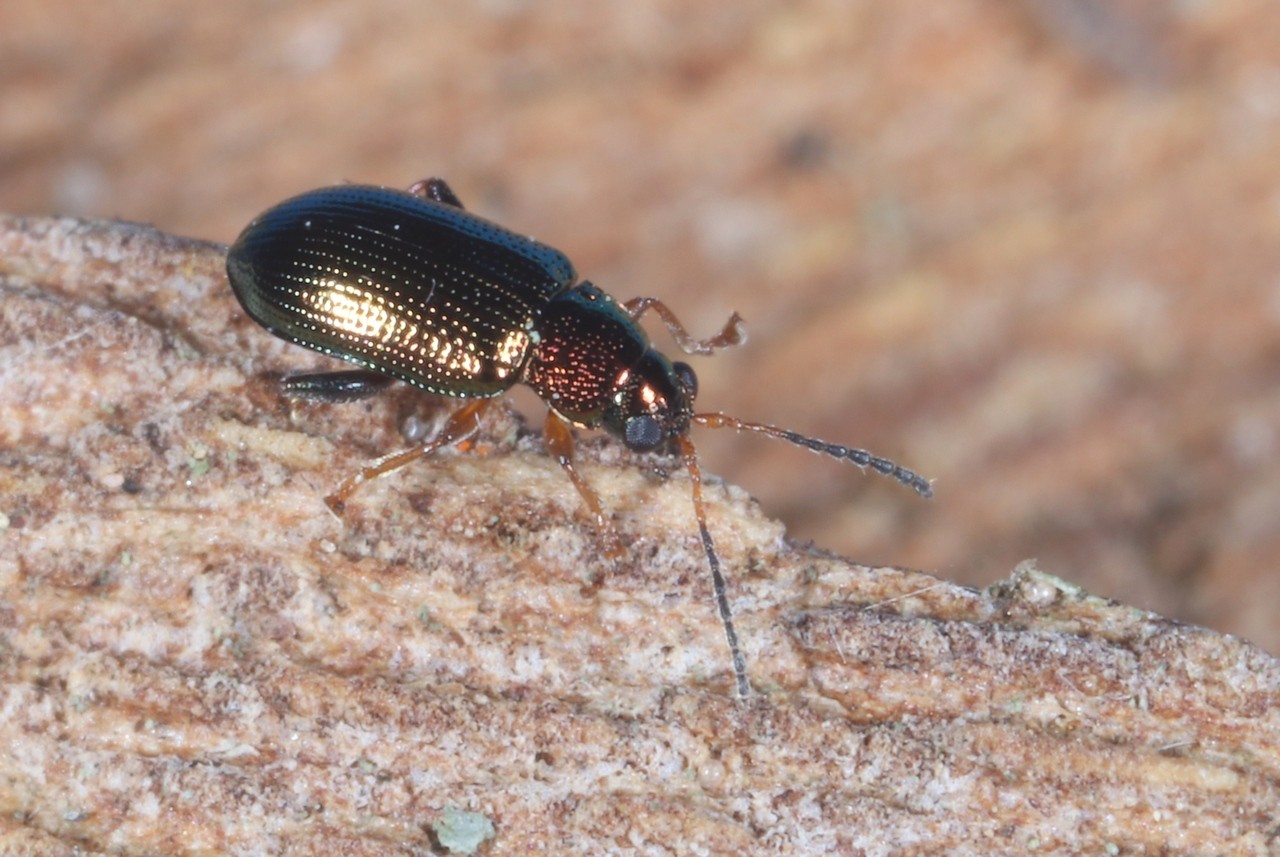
{"left": 624, "top": 415, "right": 664, "bottom": 451}
{"left": 673, "top": 361, "right": 698, "bottom": 401}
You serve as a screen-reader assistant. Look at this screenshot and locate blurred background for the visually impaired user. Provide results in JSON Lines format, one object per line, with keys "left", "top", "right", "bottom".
{"left": 2, "top": 1, "right": 1278, "bottom": 654}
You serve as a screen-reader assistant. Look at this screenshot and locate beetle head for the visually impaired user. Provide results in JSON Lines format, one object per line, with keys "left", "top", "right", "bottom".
{"left": 603, "top": 351, "right": 697, "bottom": 453}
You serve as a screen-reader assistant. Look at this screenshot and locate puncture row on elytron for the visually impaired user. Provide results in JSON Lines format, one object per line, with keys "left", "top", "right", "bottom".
{"left": 226, "top": 178, "right": 932, "bottom": 698}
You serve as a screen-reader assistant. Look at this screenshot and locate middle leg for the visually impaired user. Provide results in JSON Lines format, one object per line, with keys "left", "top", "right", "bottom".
{"left": 325, "top": 398, "right": 492, "bottom": 513}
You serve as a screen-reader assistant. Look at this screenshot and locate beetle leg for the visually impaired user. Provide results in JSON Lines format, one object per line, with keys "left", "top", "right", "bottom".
{"left": 282, "top": 370, "right": 397, "bottom": 403}
{"left": 407, "top": 177, "right": 464, "bottom": 209}
{"left": 325, "top": 398, "right": 492, "bottom": 513}
{"left": 623, "top": 297, "right": 747, "bottom": 356}
{"left": 542, "top": 411, "right": 624, "bottom": 558}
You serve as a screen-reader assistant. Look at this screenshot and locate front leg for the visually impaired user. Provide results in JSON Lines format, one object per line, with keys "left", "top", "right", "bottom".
{"left": 623, "top": 297, "right": 746, "bottom": 356}
{"left": 542, "top": 411, "right": 623, "bottom": 558}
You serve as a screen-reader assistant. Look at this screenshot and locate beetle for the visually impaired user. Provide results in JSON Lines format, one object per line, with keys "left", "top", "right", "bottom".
{"left": 226, "top": 178, "right": 932, "bottom": 698}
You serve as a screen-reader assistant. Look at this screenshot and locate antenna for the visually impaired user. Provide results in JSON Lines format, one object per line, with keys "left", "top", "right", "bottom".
{"left": 677, "top": 434, "right": 750, "bottom": 698}
{"left": 692, "top": 412, "right": 933, "bottom": 498}
{"left": 678, "top": 413, "right": 931, "bottom": 697}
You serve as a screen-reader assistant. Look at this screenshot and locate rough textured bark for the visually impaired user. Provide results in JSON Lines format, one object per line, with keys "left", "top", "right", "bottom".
{"left": 2, "top": 216, "right": 1277, "bottom": 854}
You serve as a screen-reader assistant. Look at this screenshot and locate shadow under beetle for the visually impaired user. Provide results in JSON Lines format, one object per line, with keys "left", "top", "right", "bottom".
{"left": 226, "top": 178, "right": 933, "bottom": 698}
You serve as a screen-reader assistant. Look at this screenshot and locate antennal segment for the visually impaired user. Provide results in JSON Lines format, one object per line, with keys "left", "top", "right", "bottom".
{"left": 676, "top": 434, "right": 751, "bottom": 699}
{"left": 693, "top": 412, "right": 933, "bottom": 498}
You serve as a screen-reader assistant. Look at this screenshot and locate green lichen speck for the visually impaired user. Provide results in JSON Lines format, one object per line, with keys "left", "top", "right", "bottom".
{"left": 433, "top": 806, "right": 496, "bottom": 854}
